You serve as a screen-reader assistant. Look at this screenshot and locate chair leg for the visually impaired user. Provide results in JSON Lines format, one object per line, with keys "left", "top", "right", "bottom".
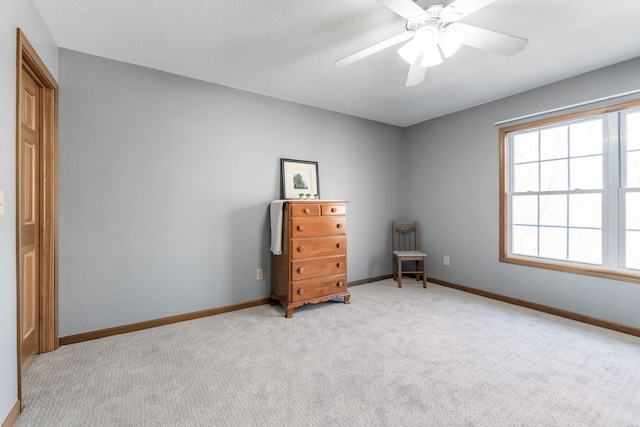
{"left": 397, "top": 258, "right": 402, "bottom": 288}
{"left": 415, "top": 261, "right": 420, "bottom": 281}
{"left": 422, "top": 258, "right": 427, "bottom": 288}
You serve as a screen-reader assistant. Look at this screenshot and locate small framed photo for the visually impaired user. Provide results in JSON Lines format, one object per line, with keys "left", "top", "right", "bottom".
{"left": 280, "top": 158, "right": 320, "bottom": 199}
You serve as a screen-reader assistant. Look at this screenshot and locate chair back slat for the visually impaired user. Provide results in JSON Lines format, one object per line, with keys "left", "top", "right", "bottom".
{"left": 392, "top": 222, "right": 421, "bottom": 252}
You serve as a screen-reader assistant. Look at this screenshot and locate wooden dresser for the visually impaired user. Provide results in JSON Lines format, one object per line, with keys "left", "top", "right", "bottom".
{"left": 271, "top": 201, "right": 350, "bottom": 318}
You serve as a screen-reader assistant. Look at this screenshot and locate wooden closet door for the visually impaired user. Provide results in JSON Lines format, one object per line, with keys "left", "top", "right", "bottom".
{"left": 19, "top": 68, "right": 41, "bottom": 373}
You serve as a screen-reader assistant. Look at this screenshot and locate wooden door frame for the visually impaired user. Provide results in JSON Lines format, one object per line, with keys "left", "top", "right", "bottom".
{"left": 16, "top": 28, "right": 58, "bottom": 403}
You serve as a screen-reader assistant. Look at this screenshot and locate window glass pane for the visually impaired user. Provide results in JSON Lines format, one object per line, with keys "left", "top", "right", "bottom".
{"left": 513, "top": 132, "right": 539, "bottom": 163}
{"left": 540, "top": 194, "right": 567, "bottom": 226}
{"left": 569, "top": 193, "right": 602, "bottom": 228}
{"left": 540, "top": 126, "right": 567, "bottom": 160}
{"left": 627, "top": 151, "right": 640, "bottom": 188}
{"left": 540, "top": 159, "right": 568, "bottom": 191}
{"left": 626, "top": 230, "right": 640, "bottom": 270}
{"left": 512, "top": 225, "right": 537, "bottom": 256}
{"left": 626, "top": 192, "right": 640, "bottom": 230}
{"left": 513, "top": 163, "right": 538, "bottom": 192}
{"left": 539, "top": 227, "right": 567, "bottom": 260}
{"left": 568, "top": 228, "right": 602, "bottom": 264}
{"left": 570, "top": 155, "right": 603, "bottom": 190}
{"left": 570, "top": 119, "right": 603, "bottom": 157}
{"left": 512, "top": 195, "right": 538, "bottom": 225}
{"left": 626, "top": 111, "right": 640, "bottom": 151}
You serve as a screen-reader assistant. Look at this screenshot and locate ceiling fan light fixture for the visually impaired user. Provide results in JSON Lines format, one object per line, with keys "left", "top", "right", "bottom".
{"left": 398, "top": 25, "right": 439, "bottom": 65}
{"left": 397, "top": 40, "right": 420, "bottom": 64}
{"left": 420, "top": 47, "right": 443, "bottom": 67}
{"left": 438, "top": 24, "right": 465, "bottom": 58}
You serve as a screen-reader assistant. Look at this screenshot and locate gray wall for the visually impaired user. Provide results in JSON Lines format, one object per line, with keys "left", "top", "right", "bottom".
{"left": 58, "top": 49, "right": 405, "bottom": 336}
{"left": 405, "top": 57, "right": 640, "bottom": 329}
{"left": 0, "top": 1, "right": 58, "bottom": 419}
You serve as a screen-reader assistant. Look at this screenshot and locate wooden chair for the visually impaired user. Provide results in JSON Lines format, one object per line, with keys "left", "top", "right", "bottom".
{"left": 392, "top": 222, "right": 427, "bottom": 288}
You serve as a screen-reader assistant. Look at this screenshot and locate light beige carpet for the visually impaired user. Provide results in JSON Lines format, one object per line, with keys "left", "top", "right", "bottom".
{"left": 16, "top": 279, "right": 640, "bottom": 426}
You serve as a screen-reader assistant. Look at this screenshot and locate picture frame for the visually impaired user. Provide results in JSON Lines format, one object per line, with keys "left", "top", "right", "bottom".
{"left": 280, "top": 158, "right": 320, "bottom": 200}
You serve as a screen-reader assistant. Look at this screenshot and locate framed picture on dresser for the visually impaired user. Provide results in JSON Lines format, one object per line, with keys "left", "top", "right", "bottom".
{"left": 280, "top": 158, "right": 320, "bottom": 199}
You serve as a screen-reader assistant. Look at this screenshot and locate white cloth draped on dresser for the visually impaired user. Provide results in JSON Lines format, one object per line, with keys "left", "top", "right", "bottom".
{"left": 270, "top": 200, "right": 286, "bottom": 255}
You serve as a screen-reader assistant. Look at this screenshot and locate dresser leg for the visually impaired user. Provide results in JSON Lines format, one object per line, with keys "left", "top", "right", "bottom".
{"left": 285, "top": 306, "right": 294, "bottom": 318}
{"left": 343, "top": 294, "right": 351, "bottom": 304}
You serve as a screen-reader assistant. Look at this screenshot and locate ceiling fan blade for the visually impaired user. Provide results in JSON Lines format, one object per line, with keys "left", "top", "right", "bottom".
{"left": 459, "top": 24, "right": 528, "bottom": 56}
{"left": 376, "top": 0, "right": 426, "bottom": 19}
{"left": 406, "top": 61, "right": 427, "bottom": 87}
{"left": 336, "top": 31, "right": 414, "bottom": 67}
{"left": 446, "top": 0, "right": 497, "bottom": 18}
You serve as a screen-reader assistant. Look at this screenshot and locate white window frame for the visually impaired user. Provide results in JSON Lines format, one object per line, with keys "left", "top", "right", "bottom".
{"left": 499, "top": 98, "right": 640, "bottom": 283}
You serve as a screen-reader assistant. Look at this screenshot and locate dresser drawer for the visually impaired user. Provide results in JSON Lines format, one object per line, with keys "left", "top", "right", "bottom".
{"left": 291, "top": 275, "right": 347, "bottom": 302}
{"left": 291, "top": 216, "right": 346, "bottom": 237}
{"left": 321, "top": 203, "right": 346, "bottom": 216}
{"left": 291, "top": 256, "right": 346, "bottom": 281}
{"left": 290, "top": 203, "right": 320, "bottom": 217}
{"left": 290, "top": 236, "right": 346, "bottom": 260}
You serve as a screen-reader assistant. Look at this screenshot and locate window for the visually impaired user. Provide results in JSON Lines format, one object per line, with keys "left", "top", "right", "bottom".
{"left": 500, "top": 99, "right": 640, "bottom": 282}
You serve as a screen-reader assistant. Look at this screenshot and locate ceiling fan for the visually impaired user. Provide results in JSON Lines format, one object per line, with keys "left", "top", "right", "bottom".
{"left": 336, "top": 0, "right": 528, "bottom": 87}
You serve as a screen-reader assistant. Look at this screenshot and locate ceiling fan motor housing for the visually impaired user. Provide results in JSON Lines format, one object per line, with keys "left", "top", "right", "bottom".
{"left": 407, "top": 5, "right": 442, "bottom": 30}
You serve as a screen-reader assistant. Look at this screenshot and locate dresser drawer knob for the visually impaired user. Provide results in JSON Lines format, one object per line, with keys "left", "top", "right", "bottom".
{"left": 337, "top": 281, "right": 344, "bottom": 288}
{"left": 297, "top": 267, "right": 304, "bottom": 274}
{"left": 304, "top": 208, "right": 310, "bottom": 214}
{"left": 298, "top": 289, "right": 304, "bottom": 295}
{"left": 297, "top": 225, "right": 305, "bottom": 231}
{"left": 336, "top": 243, "right": 343, "bottom": 249}
{"left": 331, "top": 207, "right": 337, "bottom": 213}
{"left": 336, "top": 223, "right": 343, "bottom": 229}
{"left": 337, "top": 262, "right": 343, "bottom": 268}
{"left": 297, "top": 246, "right": 304, "bottom": 252}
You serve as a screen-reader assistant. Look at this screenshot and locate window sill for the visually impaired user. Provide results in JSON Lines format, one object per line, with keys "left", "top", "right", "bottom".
{"left": 500, "top": 254, "right": 640, "bottom": 284}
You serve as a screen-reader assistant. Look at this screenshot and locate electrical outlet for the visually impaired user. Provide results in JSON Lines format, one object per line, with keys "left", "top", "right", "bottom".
{"left": 256, "top": 268, "right": 263, "bottom": 280}
{"left": 443, "top": 256, "right": 450, "bottom": 266}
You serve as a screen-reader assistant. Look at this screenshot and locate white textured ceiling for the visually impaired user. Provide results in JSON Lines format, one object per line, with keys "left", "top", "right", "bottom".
{"left": 34, "top": 0, "right": 640, "bottom": 127}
